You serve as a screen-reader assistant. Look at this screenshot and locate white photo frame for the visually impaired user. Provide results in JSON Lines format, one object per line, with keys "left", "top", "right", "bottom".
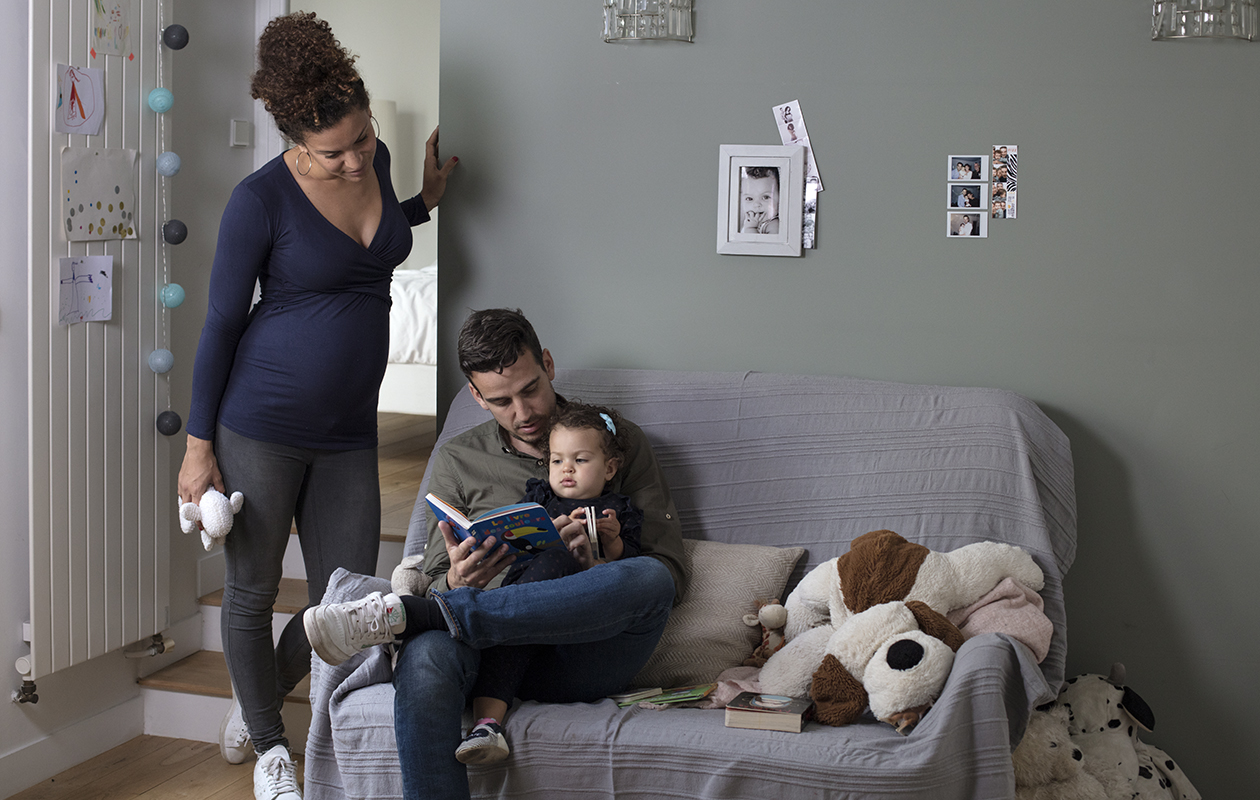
{"left": 717, "top": 144, "right": 805, "bottom": 257}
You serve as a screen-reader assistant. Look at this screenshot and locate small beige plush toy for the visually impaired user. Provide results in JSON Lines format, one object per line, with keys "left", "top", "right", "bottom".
{"left": 1012, "top": 704, "right": 1109, "bottom": 800}
{"left": 391, "top": 554, "right": 433, "bottom": 596}
{"left": 179, "top": 488, "right": 244, "bottom": 551}
{"left": 742, "top": 599, "right": 789, "bottom": 667}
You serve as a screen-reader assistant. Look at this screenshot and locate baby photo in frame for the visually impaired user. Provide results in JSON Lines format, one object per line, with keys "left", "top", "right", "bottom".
{"left": 717, "top": 144, "right": 805, "bottom": 256}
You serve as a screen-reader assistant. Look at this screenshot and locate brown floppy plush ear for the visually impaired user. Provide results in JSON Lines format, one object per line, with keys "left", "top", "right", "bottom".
{"left": 836, "top": 530, "right": 929, "bottom": 614}
{"left": 810, "top": 654, "right": 869, "bottom": 726}
{"left": 905, "top": 600, "right": 965, "bottom": 651}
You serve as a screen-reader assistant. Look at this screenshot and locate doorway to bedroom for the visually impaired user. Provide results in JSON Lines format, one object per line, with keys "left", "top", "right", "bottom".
{"left": 303, "top": 0, "right": 441, "bottom": 418}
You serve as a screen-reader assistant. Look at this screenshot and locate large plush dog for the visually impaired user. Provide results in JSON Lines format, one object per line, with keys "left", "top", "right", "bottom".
{"left": 760, "top": 529, "right": 1046, "bottom": 732}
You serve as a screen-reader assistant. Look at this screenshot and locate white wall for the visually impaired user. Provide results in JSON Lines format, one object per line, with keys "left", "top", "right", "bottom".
{"left": 299, "top": 0, "right": 441, "bottom": 269}
{"left": 0, "top": 1, "right": 262, "bottom": 792}
{"left": 0, "top": 0, "right": 142, "bottom": 792}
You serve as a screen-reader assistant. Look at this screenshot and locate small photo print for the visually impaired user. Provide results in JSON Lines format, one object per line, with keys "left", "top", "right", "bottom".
{"left": 948, "top": 183, "right": 987, "bottom": 210}
{"left": 948, "top": 212, "right": 987, "bottom": 238}
{"left": 991, "top": 144, "right": 1017, "bottom": 219}
{"left": 948, "top": 155, "right": 988, "bottom": 183}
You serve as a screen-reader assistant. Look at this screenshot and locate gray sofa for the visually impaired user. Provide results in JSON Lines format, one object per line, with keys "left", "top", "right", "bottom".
{"left": 306, "top": 369, "right": 1075, "bottom": 800}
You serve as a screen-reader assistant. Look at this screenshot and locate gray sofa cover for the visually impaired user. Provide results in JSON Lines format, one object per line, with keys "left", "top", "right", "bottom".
{"left": 306, "top": 369, "right": 1075, "bottom": 799}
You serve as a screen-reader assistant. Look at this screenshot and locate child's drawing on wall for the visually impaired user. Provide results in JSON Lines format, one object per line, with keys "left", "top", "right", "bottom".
{"left": 92, "top": 0, "right": 133, "bottom": 60}
{"left": 56, "top": 65, "right": 105, "bottom": 135}
{"left": 58, "top": 256, "right": 113, "bottom": 325}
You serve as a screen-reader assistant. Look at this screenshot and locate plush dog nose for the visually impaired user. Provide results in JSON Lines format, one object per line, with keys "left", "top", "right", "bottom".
{"left": 886, "top": 639, "right": 925, "bottom": 670}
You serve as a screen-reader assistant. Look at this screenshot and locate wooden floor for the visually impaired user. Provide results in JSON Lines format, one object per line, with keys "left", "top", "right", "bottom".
{"left": 9, "top": 735, "right": 286, "bottom": 800}
{"left": 10, "top": 413, "right": 436, "bottom": 800}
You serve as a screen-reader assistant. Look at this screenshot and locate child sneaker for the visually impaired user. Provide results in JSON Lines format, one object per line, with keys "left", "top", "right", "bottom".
{"left": 455, "top": 720, "right": 511, "bottom": 764}
{"left": 304, "top": 591, "right": 406, "bottom": 666}
{"left": 253, "top": 745, "right": 301, "bottom": 800}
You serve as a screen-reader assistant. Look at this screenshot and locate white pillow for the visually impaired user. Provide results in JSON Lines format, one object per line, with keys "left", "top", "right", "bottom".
{"left": 632, "top": 540, "right": 804, "bottom": 688}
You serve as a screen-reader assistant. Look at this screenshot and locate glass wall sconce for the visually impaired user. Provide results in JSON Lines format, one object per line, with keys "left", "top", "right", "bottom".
{"left": 1153, "top": 0, "right": 1256, "bottom": 40}
{"left": 603, "top": 0, "right": 694, "bottom": 43}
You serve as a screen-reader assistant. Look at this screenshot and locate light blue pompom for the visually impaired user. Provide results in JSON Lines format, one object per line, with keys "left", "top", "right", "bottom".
{"left": 156, "top": 151, "right": 182, "bottom": 176}
{"left": 148, "top": 349, "right": 175, "bottom": 374}
{"left": 148, "top": 88, "right": 174, "bottom": 113}
{"left": 160, "top": 283, "right": 185, "bottom": 308}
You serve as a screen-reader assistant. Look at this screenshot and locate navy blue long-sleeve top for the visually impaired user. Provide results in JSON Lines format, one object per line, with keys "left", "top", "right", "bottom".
{"left": 187, "top": 141, "right": 429, "bottom": 449}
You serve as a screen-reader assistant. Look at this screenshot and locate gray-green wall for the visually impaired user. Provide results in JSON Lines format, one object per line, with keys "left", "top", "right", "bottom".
{"left": 439, "top": 2, "right": 1257, "bottom": 793}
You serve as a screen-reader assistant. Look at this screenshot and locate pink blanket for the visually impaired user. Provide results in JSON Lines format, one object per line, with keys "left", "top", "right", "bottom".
{"left": 946, "top": 577, "right": 1052, "bottom": 663}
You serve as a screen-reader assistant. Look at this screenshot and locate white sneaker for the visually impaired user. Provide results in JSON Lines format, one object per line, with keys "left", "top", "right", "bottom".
{"left": 219, "top": 693, "right": 252, "bottom": 764}
{"left": 253, "top": 745, "right": 301, "bottom": 800}
{"left": 303, "top": 591, "right": 406, "bottom": 666}
{"left": 455, "top": 720, "right": 511, "bottom": 764}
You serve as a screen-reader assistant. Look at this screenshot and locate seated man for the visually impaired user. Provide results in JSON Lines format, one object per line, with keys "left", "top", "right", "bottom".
{"left": 305, "top": 308, "right": 686, "bottom": 800}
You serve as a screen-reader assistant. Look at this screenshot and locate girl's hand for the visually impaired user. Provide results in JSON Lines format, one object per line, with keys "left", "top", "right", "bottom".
{"left": 420, "top": 126, "right": 458, "bottom": 211}
{"left": 741, "top": 209, "right": 763, "bottom": 233}
{"left": 558, "top": 512, "right": 595, "bottom": 570}
{"left": 595, "top": 509, "right": 621, "bottom": 543}
{"left": 595, "top": 509, "right": 624, "bottom": 562}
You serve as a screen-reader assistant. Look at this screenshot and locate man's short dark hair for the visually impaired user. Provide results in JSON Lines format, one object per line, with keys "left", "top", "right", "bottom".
{"left": 457, "top": 308, "right": 545, "bottom": 380}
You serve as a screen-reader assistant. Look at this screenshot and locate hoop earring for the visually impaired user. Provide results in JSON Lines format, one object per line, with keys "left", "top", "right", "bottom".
{"left": 296, "top": 149, "right": 312, "bottom": 176}
{"left": 370, "top": 115, "right": 381, "bottom": 139}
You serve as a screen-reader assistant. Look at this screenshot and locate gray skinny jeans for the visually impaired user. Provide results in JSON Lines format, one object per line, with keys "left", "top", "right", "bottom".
{"left": 215, "top": 424, "right": 380, "bottom": 755}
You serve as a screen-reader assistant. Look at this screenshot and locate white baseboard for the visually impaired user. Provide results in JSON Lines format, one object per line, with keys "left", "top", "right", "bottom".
{"left": 197, "top": 549, "right": 226, "bottom": 598}
{"left": 0, "top": 696, "right": 144, "bottom": 797}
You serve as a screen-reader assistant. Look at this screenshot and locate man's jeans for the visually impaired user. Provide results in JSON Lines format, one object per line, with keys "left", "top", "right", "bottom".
{"left": 392, "top": 557, "right": 675, "bottom": 800}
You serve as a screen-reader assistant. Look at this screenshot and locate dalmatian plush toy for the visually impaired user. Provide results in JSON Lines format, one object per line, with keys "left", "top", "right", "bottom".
{"left": 1056, "top": 665, "right": 1201, "bottom": 800}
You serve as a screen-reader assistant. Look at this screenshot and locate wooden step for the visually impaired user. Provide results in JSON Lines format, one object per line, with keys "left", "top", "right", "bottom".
{"left": 139, "top": 650, "right": 311, "bottom": 705}
{"left": 199, "top": 577, "right": 310, "bottom": 614}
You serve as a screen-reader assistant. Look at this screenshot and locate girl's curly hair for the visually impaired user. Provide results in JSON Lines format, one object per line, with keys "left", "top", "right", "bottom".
{"left": 544, "top": 403, "right": 628, "bottom": 465}
{"left": 250, "top": 12, "right": 369, "bottom": 143}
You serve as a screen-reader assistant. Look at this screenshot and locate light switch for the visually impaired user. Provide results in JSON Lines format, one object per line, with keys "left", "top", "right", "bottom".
{"left": 230, "top": 119, "right": 253, "bottom": 148}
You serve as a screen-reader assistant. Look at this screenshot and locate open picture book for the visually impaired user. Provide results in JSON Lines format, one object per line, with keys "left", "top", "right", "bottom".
{"left": 425, "top": 492, "right": 563, "bottom": 562}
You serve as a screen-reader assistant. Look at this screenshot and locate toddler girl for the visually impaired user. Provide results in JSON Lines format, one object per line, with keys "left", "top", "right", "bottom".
{"left": 454, "top": 402, "right": 643, "bottom": 764}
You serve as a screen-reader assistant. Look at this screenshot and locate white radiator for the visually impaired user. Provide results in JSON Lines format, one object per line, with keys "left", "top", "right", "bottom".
{"left": 24, "top": 0, "right": 172, "bottom": 680}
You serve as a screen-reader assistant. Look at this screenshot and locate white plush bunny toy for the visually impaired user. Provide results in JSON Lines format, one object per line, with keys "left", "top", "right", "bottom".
{"left": 179, "top": 488, "right": 245, "bottom": 551}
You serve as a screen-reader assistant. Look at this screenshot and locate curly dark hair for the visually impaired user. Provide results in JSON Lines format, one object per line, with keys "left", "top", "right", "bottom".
{"left": 544, "top": 403, "right": 628, "bottom": 465}
{"left": 249, "top": 12, "right": 370, "bottom": 143}
{"left": 743, "top": 166, "right": 779, "bottom": 182}
{"left": 458, "top": 308, "right": 546, "bottom": 380}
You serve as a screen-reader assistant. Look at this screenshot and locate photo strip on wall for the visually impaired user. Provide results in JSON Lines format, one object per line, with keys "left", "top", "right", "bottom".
{"left": 947, "top": 154, "right": 988, "bottom": 238}
{"left": 991, "top": 145, "right": 1017, "bottom": 219}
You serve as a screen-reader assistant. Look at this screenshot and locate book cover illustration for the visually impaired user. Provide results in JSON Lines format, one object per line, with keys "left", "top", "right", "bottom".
{"left": 724, "top": 692, "right": 814, "bottom": 732}
{"left": 425, "top": 493, "right": 563, "bottom": 562}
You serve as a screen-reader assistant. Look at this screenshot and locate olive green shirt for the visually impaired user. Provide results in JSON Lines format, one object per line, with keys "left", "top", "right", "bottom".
{"left": 422, "top": 414, "right": 688, "bottom": 604}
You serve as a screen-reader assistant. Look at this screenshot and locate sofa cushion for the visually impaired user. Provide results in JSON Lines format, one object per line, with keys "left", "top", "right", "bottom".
{"left": 632, "top": 539, "right": 804, "bottom": 688}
